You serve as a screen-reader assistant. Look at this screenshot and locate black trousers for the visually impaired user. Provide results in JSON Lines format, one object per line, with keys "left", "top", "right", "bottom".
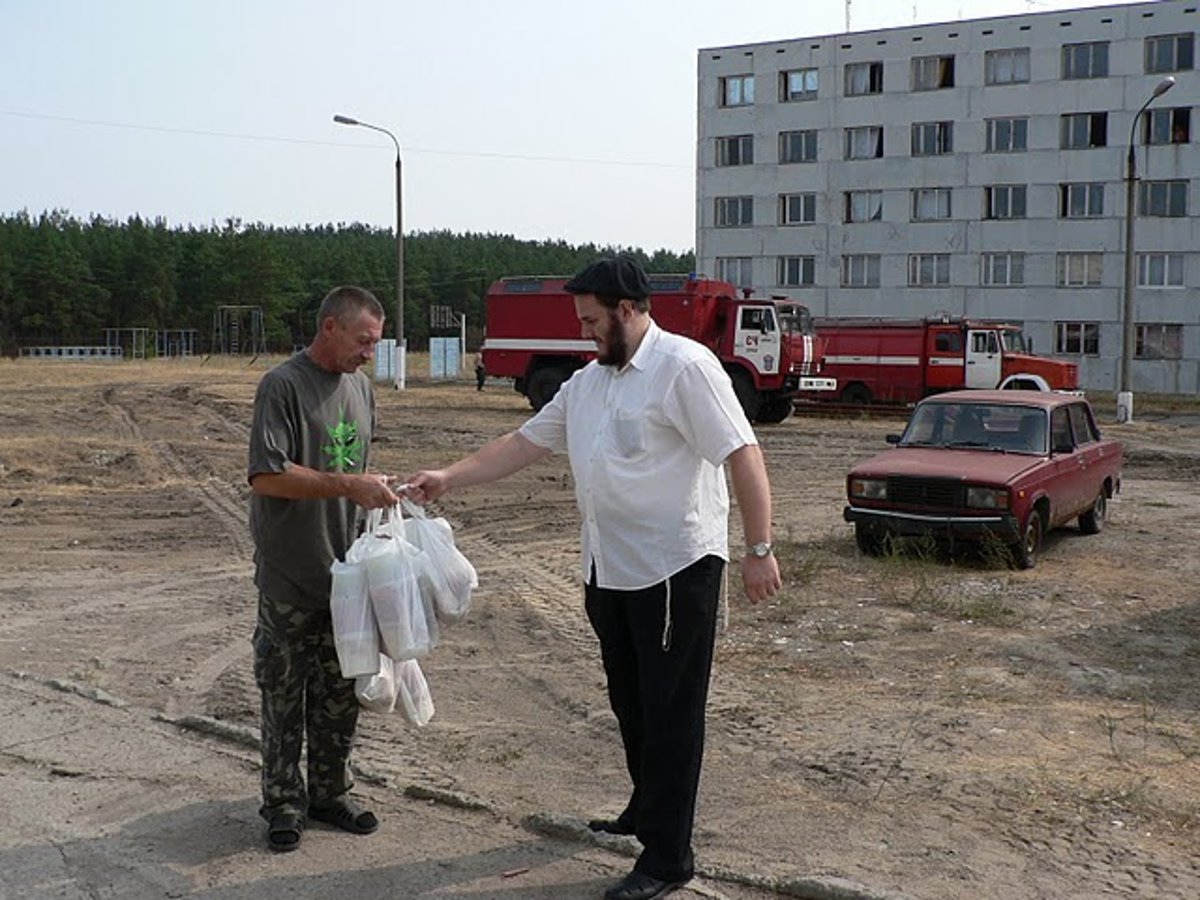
{"left": 584, "top": 555, "right": 723, "bottom": 882}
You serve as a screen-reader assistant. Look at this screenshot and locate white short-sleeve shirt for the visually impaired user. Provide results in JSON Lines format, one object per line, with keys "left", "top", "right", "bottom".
{"left": 519, "top": 322, "right": 757, "bottom": 590}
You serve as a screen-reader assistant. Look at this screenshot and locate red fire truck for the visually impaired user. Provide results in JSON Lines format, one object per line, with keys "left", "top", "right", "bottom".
{"left": 481, "top": 274, "right": 833, "bottom": 423}
{"left": 799, "top": 316, "right": 1078, "bottom": 405}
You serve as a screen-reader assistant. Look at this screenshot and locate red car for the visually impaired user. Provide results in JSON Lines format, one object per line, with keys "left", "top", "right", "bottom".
{"left": 843, "top": 390, "right": 1122, "bottom": 568}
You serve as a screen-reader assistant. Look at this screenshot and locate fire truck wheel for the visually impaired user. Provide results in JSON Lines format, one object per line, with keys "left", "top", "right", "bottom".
{"left": 840, "top": 383, "right": 873, "bottom": 405}
{"left": 729, "top": 368, "right": 763, "bottom": 422}
{"left": 526, "top": 366, "right": 569, "bottom": 411}
{"left": 757, "top": 396, "right": 794, "bottom": 424}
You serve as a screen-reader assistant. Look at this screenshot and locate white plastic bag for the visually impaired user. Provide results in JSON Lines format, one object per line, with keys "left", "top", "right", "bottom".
{"left": 362, "top": 505, "right": 435, "bottom": 660}
{"left": 329, "top": 560, "right": 379, "bottom": 677}
{"left": 355, "top": 653, "right": 398, "bottom": 713}
{"left": 400, "top": 498, "right": 477, "bottom": 622}
{"left": 395, "top": 658, "right": 435, "bottom": 727}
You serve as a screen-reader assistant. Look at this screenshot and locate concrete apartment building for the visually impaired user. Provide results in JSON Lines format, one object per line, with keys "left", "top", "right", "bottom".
{"left": 696, "top": 0, "right": 1199, "bottom": 394}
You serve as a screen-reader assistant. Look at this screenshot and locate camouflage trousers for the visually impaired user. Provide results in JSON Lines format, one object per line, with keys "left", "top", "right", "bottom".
{"left": 253, "top": 593, "right": 359, "bottom": 821}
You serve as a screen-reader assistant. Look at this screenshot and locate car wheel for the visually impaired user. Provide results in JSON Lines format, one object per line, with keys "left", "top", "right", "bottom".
{"left": 855, "top": 523, "right": 886, "bottom": 556}
{"left": 1010, "top": 509, "right": 1043, "bottom": 570}
{"left": 1078, "top": 489, "right": 1107, "bottom": 535}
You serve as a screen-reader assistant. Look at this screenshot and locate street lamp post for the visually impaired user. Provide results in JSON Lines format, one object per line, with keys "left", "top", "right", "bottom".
{"left": 333, "top": 114, "right": 406, "bottom": 389}
{"left": 1118, "top": 76, "right": 1175, "bottom": 423}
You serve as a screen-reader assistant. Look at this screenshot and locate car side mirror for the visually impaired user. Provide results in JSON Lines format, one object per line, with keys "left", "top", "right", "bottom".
{"left": 886, "top": 433, "right": 901, "bottom": 444}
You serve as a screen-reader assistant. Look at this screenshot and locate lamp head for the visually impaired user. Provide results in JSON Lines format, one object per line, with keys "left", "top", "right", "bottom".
{"left": 333, "top": 114, "right": 359, "bottom": 125}
{"left": 1153, "top": 76, "right": 1176, "bottom": 98}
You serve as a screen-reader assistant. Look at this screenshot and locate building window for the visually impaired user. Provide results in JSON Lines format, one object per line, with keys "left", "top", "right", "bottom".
{"left": 844, "top": 61, "right": 883, "bottom": 95}
{"left": 1060, "top": 112, "right": 1108, "bottom": 149}
{"left": 911, "top": 121, "right": 953, "bottom": 156}
{"left": 1059, "top": 182, "right": 1105, "bottom": 218}
{"left": 912, "top": 187, "right": 952, "bottom": 221}
{"left": 982, "top": 252, "right": 1025, "bottom": 286}
{"left": 1062, "top": 41, "right": 1109, "bottom": 79}
{"left": 716, "top": 256, "right": 753, "bottom": 288}
{"left": 984, "top": 48, "right": 1030, "bottom": 84}
{"left": 1056, "top": 252, "right": 1103, "bottom": 287}
{"left": 780, "top": 192, "right": 817, "bottom": 225}
{"left": 715, "top": 134, "right": 753, "bottom": 167}
{"left": 1139, "top": 179, "right": 1189, "bottom": 217}
{"left": 1137, "top": 252, "right": 1185, "bottom": 287}
{"left": 779, "top": 129, "right": 818, "bottom": 163}
{"left": 841, "top": 254, "right": 881, "bottom": 287}
{"left": 714, "top": 196, "right": 753, "bottom": 227}
{"left": 845, "top": 126, "right": 884, "bottom": 160}
{"left": 909, "top": 254, "right": 951, "bottom": 286}
{"left": 1055, "top": 322, "right": 1100, "bottom": 355}
{"left": 844, "top": 190, "right": 883, "bottom": 223}
{"left": 986, "top": 117, "right": 1028, "bottom": 153}
{"left": 778, "top": 255, "right": 816, "bottom": 287}
{"left": 1145, "top": 33, "right": 1194, "bottom": 73}
{"left": 1060, "top": 112, "right": 1104, "bottom": 150}
{"left": 780, "top": 67, "right": 818, "bottom": 101}
{"left": 719, "top": 74, "right": 755, "bottom": 107}
{"left": 1145, "top": 107, "right": 1190, "bottom": 144}
{"left": 912, "top": 54, "right": 955, "bottom": 90}
{"left": 984, "top": 185, "right": 1027, "bottom": 219}
{"left": 1136, "top": 323, "right": 1183, "bottom": 359}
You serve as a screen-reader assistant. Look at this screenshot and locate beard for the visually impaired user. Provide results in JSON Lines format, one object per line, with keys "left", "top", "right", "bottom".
{"left": 597, "top": 309, "right": 629, "bottom": 367}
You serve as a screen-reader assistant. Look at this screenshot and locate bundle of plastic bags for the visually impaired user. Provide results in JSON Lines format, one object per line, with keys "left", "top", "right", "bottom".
{"left": 354, "top": 653, "right": 435, "bottom": 726}
{"left": 400, "top": 498, "right": 477, "bottom": 622}
{"left": 329, "top": 501, "right": 477, "bottom": 724}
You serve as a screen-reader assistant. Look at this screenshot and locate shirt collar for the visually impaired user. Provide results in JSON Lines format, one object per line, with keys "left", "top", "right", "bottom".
{"left": 619, "top": 319, "right": 660, "bottom": 374}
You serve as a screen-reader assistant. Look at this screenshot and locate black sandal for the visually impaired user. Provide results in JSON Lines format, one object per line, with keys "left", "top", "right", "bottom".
{"left": 266, "top": 810, "right": 304, "bottom": 852}
{"left": 308, "top": 796, "right": 378, "bottom": 835}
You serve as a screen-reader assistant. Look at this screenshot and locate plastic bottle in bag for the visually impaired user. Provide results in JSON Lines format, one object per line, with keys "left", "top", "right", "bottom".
{"left": 366, "top": 545, "right": 433, "bottom": 660}
{"left": 330, "top": 560, "right": 379, "bottom": 677}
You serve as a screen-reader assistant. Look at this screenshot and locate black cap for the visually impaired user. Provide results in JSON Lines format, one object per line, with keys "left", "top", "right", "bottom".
{"left": 563, "top": 256, "right": 651, "bottom": 300}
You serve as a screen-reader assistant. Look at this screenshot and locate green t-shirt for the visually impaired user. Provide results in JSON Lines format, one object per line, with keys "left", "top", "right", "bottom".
{"left": 248, "top": 351, "right": 377, "bottom": 609}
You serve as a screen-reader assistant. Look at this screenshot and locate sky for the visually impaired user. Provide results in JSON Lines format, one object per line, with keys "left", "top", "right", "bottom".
{"left": 2, "top": 0, "right": 1133, "bottom": 253}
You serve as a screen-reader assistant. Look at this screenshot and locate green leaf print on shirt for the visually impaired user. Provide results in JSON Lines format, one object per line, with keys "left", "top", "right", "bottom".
{"left": 323, "top": 410, "right": 364, "bottom": 472}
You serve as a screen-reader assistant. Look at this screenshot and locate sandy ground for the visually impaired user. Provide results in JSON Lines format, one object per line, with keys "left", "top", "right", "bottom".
{"left": 1, "top": 356, "right": 1198, "bottom": 900}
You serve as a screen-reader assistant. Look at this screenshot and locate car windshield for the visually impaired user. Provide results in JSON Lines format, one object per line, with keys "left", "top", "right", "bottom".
{"left": 900, "top": 402, "right": 1047, "bottom": 453}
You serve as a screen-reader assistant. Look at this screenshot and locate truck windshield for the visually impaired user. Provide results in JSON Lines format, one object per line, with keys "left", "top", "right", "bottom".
{"left": 775, "top": 304, "right": 813, "bottom": 335}
{"left": 1000, "top": 329, "right": 1027, "bottom": 353}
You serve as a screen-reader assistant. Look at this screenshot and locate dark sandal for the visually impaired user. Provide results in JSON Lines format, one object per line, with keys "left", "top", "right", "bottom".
{"left": 266, "top": 811, "right": 304, "bottom": 852}
{"left": 308, "top": 796, "right": 378, "bottom": 835}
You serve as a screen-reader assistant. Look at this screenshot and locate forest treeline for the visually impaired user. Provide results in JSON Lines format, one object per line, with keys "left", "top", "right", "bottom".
{"left": 0, "top": 210, "right": 695, "bottom": 355}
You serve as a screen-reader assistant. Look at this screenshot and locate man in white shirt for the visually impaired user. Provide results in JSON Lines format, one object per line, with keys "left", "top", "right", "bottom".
{"left": 406, "top": 256, "right": 780, "bottom": 900}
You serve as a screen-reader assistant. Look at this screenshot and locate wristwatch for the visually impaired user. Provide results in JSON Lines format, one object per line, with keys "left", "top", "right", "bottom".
{"left": 746, "top": 541, "right": 773, "bottom": 559}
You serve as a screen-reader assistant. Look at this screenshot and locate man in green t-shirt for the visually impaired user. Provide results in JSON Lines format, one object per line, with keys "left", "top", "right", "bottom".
{"left": 247, "top": 285, "right": 401, "bottom": 852}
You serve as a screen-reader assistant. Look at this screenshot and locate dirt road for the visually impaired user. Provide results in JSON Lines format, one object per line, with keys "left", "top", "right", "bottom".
{"left": 1, "top": 358, "right": 1197, "bottom": 899}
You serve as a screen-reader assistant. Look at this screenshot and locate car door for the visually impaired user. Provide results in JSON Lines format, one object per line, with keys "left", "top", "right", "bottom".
{"left": 1047, "top": 406, "right": 1084, "bottom": 524}
{"left": 1067, "top": 402, "right": 1104, "bottom": 510}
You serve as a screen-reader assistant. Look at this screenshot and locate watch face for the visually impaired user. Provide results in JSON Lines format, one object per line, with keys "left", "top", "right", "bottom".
{"left": 750, "top": 542, "right": 771, "bottom": 558}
